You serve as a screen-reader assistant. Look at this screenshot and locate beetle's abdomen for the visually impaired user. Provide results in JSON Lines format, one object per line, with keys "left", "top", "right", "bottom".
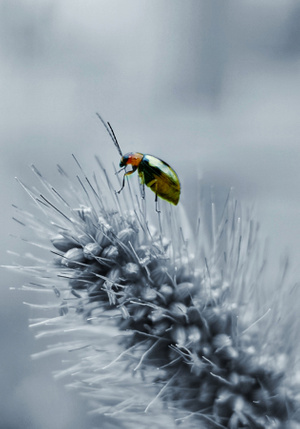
{"left": 139, "top": 154, "right": 180, "bottom": 205}
{"left": 148, "top": 178, "right": 180, "bottom": 205}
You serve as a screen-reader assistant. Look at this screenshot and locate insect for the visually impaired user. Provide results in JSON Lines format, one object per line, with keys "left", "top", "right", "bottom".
{"left": 96, "top": 113, "right": 180, "bottom": 211}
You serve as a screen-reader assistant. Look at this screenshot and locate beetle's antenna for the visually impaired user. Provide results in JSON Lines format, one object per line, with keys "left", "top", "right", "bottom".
{"left": 96, "top": 112, "right": 123, "bottom": 157}
{"left": 107, "top": 122, "right": 122, "bottom": 156}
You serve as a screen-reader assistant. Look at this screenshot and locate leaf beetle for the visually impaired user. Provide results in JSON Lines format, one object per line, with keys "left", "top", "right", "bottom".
{"left": 96, "top": 113, "right": 181, "bottom": 211}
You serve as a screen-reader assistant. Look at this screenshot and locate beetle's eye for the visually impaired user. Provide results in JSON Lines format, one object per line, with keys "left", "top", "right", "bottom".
{"left": 119, "top": 156, "right": 127, "bottom": 167}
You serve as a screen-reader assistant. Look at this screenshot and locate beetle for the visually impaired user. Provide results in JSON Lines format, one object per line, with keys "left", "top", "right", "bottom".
{"left": 96, "top": 113, "right": 180, "bottom": 211}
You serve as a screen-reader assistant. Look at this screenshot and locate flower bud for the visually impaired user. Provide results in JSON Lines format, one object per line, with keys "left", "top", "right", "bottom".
{"left": 83, "top": 242, "right": 102, "bottom": 260}
{"left": 101, "top": 245, "right": 118, "bottom": 261}
{"left": 213, "top": 334, "right": 238, "bottom": 360}
{"left": 213, "top": 334, "right": 232, "bottom": 351}
{"left": 187, "top": 325, "right": 202, "bottom": 343}
{"left": 149, "top": 308, "right": 166, "bottom": 323}
{"left": 117, "top": 228, "right": 136, "bottom": 245}
{"left": 171, "top": 325, "right": 186, "bottom": 347}
{"left": 122, "top": 262, "right": 140, "bottom": 282}
{"left": 174, "top": 282, "right": 194, "bottom": 302}
{"left": 159, "top": 284, "right": 174, "bottom": 304}
{"left": 141, "top": 287, "right": 157, "bottom": 301}
{"left": 62, "top": 248, "right": 85, "bottom": 268}
{"left": 51, "top": 234, "right": 79, "bottom": 252}
{"left": 169, "top": 302, "right": 188, "bottom": 322}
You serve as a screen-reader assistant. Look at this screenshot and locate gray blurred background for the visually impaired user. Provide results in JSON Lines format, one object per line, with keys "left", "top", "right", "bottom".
{"left": 1, "top": 1, "right": 300, "bottom": 428}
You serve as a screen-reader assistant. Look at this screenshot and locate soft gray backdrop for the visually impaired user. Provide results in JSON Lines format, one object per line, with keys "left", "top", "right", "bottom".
{"left": 1, "top": 1, "right": 300, "bottom": 428}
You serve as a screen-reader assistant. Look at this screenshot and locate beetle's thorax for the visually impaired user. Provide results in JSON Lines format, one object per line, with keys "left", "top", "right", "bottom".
{"left": 120, "top": 152, "right": 144, "bottom": 167}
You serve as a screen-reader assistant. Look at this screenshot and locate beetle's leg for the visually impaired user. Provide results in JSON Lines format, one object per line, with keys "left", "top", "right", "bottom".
{"left": 137, "top": 171, "right": 145, "bottom": 199}
{"left": 115, "top": 167, "right": 125, "bottom": 175}
{"left": 147, "top": 178, "right": 160, "bottom": 212}
{"left": 117, "top": 167, "right": 137, "bottom": 194}
{"left": 117, "top": 174, "right": 126, "bottom": 194}
{"left": 140, "top": 182, "right": 145, "bottom": 199}
{"left": 155, "top": 191, "right": 161, "bottom": 213}
{"left": 152, "top": 181, "right": 160, "bottom": 213}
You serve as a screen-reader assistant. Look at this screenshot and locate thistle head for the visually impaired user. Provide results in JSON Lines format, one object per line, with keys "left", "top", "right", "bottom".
{"left": 7, "top": 158, "right": 300, "bottom": 428}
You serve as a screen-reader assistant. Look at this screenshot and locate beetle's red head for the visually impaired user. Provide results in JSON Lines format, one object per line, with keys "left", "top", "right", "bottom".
{"left": 119, "top": 152, "right": 143, "bottom": 168}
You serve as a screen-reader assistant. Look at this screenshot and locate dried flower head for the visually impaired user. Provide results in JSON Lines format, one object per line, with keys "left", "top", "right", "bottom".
{"left": 6, "top": 155, "right": 300, "bottom": 429}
